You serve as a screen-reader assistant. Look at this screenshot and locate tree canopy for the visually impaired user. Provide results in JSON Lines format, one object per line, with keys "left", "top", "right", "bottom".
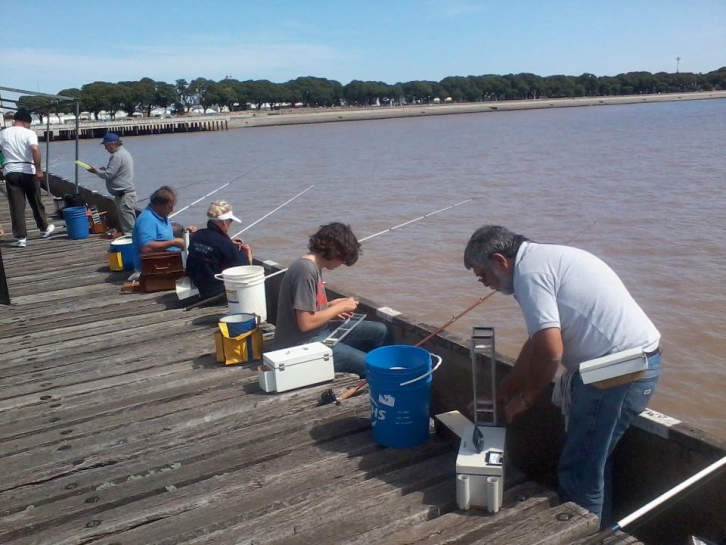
{"left": 15, "top": 68, "right": 726, "bottom": 119}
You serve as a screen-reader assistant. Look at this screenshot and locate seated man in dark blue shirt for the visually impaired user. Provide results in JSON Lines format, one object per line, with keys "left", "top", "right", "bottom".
{"left": 185, "top": 201, "right": 252, "bottom": 299}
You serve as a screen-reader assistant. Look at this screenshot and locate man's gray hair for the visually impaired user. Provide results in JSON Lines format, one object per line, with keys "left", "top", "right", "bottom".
{"left": 463, "top": 225, "right": 527, "bottom": 270}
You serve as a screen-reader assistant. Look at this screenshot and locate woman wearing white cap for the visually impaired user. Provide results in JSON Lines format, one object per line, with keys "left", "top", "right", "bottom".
{"left": 185, "top": 201, "right": 252, "bottom": 300}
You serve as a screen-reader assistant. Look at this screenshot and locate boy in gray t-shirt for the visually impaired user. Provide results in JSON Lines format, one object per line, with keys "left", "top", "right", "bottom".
{"left": 273, "top": 222, "right": 389, "bottom": 377}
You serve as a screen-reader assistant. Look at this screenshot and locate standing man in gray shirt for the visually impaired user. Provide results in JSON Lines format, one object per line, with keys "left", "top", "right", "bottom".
{"left": 89, "top": 133, "right": 136, "bottom": 234}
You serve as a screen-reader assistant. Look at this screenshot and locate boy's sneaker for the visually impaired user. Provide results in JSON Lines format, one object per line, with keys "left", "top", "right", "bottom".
{"left": 41, "top": 224, "right": 55, "bottom": 238}
{"left": 14, "top": 238, "right": 27, "bottom": 248}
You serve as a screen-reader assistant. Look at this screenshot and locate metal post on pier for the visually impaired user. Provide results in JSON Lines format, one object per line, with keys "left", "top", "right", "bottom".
{"left": 75, "top": 99, "right": 80, "bottom": 193}
{"left": 44, "top": 111, "right": 51, "bottom": 195}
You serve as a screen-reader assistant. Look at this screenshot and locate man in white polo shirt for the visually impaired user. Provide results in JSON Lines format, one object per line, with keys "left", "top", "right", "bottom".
{"left": 0, "top": 108, "right": 55, "bottom": 247}
{"left": 464, "top": 225, "right": 661, "bottom": 528}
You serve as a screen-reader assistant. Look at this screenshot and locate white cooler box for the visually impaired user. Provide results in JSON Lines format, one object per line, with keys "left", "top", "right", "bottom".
{"left": 258, "top": 342, "right": 334, "bottom": 393}
{"left": 456, "top": 423, "right": 505, "bottom": 511}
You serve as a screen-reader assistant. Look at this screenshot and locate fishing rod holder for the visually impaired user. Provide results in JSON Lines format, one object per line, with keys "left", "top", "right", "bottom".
{"left": 456, "top": 326, "right": 505, "bottom": 512}
{"left": 471, "top": 326, "right": 498, "bottom": 451}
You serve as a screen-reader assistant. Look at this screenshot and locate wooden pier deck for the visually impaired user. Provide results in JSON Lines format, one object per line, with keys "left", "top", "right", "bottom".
{"left": 0, "top": 197, "right": 638, "bottom": 544}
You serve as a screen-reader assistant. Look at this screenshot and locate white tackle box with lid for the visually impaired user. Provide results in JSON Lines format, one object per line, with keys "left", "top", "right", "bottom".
{"left": 579, "top": 347, "right": 648, "bottom": 385}
{"left": 258, "top": 342, "right": 334, "bottom": 393}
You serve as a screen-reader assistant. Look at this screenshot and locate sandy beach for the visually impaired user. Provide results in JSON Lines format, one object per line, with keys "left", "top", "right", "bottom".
{"left": 227, "top": 90, "right": 726, "bottom": 129}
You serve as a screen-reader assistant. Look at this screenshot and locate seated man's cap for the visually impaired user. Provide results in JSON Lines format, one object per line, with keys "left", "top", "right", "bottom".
{"left": 101, "top": 133, "right": 121, "bottom": 144}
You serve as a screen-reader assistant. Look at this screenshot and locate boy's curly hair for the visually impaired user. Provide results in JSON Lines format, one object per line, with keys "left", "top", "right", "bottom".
{"left": 308, "top": 222, "right": 361, "bottom": 266}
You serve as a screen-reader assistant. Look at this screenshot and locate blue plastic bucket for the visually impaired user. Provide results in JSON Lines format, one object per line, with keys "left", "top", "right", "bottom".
{"left": 110, "top": 236, "right": 136, "bottom": 271}
{"left": 219, "top": 313, "right": 258, "bottom": 337}
{"left": 365, "top": 345, "right": 442, "bottom": 449}
{"left": 62, "top": 206, "right": 89, "bottom": 240}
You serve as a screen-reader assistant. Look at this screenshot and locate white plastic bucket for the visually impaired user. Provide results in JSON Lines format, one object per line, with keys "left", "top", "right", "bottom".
{"left": 214, "top": 265, "right": 267, "bottom": 321}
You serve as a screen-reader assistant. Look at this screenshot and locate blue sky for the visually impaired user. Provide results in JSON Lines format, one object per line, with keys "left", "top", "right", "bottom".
{"left": 2, "top": 0, "right": 724, "bottom": 95}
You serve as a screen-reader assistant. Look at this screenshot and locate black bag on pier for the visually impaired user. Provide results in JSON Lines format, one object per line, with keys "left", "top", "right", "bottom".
{"left": 63, "top": 194, "right": 86, "bottom": 208}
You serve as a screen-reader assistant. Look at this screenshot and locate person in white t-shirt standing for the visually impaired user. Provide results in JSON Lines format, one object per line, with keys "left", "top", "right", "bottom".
{"left": 464, "top": 225, "right": 661, "bottom": 529}
{"left": 0, "top": 108, "right": 54, "bottom": 247}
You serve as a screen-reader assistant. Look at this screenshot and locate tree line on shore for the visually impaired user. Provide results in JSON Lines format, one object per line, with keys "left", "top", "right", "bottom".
{"left": 17, "top": 68, "right": 726, "bottom": 120}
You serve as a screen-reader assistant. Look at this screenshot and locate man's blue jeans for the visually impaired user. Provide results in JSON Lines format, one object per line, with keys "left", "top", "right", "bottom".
{"left": 309, "top": 320, "right": 390, "bottom": 378}
{"left": 558, "top": 352, "right": 661, "bottom": 527}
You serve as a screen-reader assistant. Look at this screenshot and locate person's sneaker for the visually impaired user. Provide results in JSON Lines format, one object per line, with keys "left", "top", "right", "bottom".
{"left": 14, "top": 238, "right": 27, "bottom": 248}
{"left": 128, "top": 271, "right": 141, "bottom": 281}
{"left": 41, "top": 224, "right": 55, "bottom": 238}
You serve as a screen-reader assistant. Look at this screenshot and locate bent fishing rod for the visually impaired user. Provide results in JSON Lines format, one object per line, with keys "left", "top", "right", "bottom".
{"left": 265, "top": 198, "right": 473, "bottom": 281}
{"left": 582, "top": 454, "right": 726, "bottom": 545}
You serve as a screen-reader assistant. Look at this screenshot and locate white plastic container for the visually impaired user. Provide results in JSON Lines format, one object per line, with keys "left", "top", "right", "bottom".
{"left": 259, "top": 342, "right": 334, "bottom": 393}
{"left": 579, "top": 347, "right": 647, "bottom": 385}
{"left": 456, "top": 423, "right": 505, "bottom": 511}
{"left": 214, "top": 265, "right": 267, "bottom": 322}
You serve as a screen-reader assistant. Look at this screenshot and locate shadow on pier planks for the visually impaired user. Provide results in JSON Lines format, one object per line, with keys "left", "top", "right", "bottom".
{"left": 0, "top": 196, "right": 638, "bottom": 545}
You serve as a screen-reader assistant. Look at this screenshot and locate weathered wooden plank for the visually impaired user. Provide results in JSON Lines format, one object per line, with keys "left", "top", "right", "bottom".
{"left": 0, "top": 344, "right": 298, "bottom": 435}
{"left": 0, "top": 321, "right": 220, "bottom": 384}
{"left": 572, "top": 531, "right": 644, "bottom": 544}
{"left": 0, "top": 289, "right": 171, "bottom": 325}
{"left": 0, "top": 359, "right": 220, "bottom": 412}
{"left": 1, "top": 377, "right": 367, "bottom": 491}
{"left": 0, "top": 297, "right": 202, "bottom": 337}
{"left": 0, "top": 400, "right": 372, "bottom": 520}
{"left": 0, "top": 330, "right": 215, "bottom": 393}
{"left": 264, "top": 479, "right": 457, "bottom": 545}
{"left": 74, "top": 450, "right": 456, "bottom": 545}
{"left": 9, "top": 273, "right": 122, "bottom": 298}
{"left": 8, "top": 282, "right": 136, "bottom": 306}
{"left": 0, "top": 367, "right": 256, "bottom": 453}
{"left": 0, "top": 406, "right": 379, "bottom": 541}
{"left": 0, "top": 306, "right": 220, "bottom": 353}
{"left": 0, "top": 318, "right": 218, "bottom": 367}
{"left": 6, "top": 261, "right": 112, "bottom": 285}
{"left": 371, "top": 482, "right": 558, "bottom": 545}
{"left": 468, "top": 502, "right": 600, "bottom": 545}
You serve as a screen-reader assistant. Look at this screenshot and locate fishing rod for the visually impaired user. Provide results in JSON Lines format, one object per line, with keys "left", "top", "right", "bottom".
{"left": 415, "top": 220, "right": 597, "bottom": 347}
{"left": 186, "top": 198, "right": 474, "bottom": 311}
{"left": 582, "top": 455, "right": 726, "bottom": 545}
{"left": 358, "top": 199, "right": 472, "bottom": 243}
{"left": 165, "top": 161, "right": 269, "bottom": 217}
{"left": 182, "top": 185, "right": 317, "bottom": 309}
{"left": 322, "top": 220, "right": 597, "bottom": 405}
{"left": 230, "top": 184, "right": 315, "bottom": 239}
{"left": 137, "top": 180, "right": 199, "bottom": 203}
{"left": 266, "top": 198, "right": 473, "bottom": 281}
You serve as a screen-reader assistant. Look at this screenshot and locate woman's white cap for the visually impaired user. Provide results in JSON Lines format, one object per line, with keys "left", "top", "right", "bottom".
{"left": 216, "top": 211, "right": 241, "bottom": 223}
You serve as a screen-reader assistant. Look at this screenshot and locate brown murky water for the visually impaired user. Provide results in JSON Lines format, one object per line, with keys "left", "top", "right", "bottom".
{"left": 50, "top": 99, "right": 726, "bottom": 439}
